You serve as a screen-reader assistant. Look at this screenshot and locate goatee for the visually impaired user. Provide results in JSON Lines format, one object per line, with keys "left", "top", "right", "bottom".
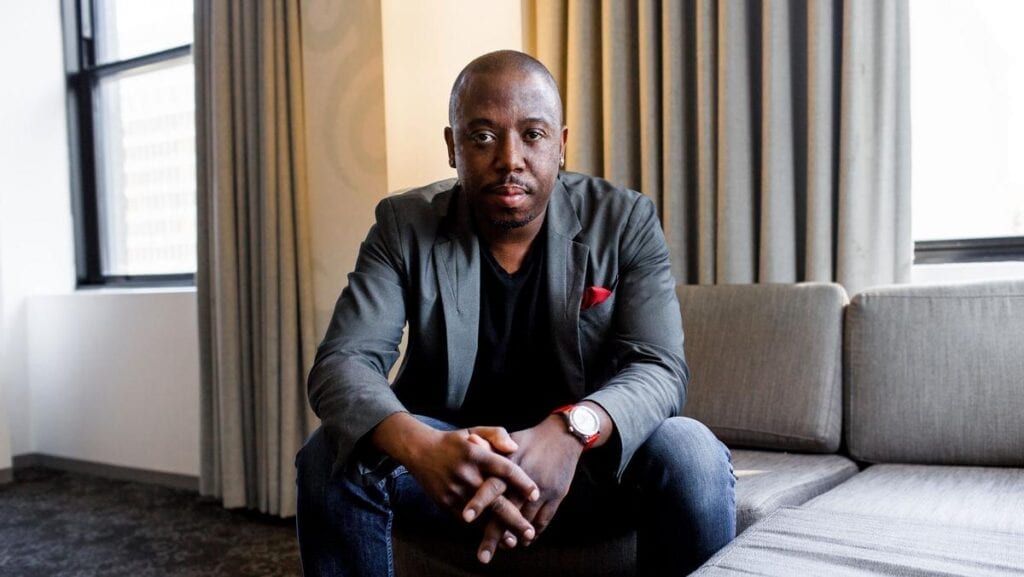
{"left": 490, "top": 211, "right": 537, "bottom": 230}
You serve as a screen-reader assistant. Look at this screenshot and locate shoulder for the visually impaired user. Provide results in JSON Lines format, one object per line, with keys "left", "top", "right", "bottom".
{"left": 370, "top": 178, "right": 461, "bottom": 242}
{"left": 558, "top": 171, "right": 644, "bottom": 208}
{"left": 377, "top": 178, "right": 458, "bottom": 222}
{"left": 557, "top": 171, "right": 656, "bottom": 236}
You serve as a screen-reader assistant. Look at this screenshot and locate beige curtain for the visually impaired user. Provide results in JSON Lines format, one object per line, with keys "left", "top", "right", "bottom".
{"left": 525, "top": 0, "right": 911, "bottom": 294}
{"left": 195, "top": 0, "right": 318, "bottom": 517}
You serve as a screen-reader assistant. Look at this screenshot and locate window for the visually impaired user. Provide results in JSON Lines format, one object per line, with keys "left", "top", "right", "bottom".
{"left": 63, "top": 0, "right": 196, "bottom": 285}
{"left": 911, "top": 0, "right": 1024, "bottom": 263}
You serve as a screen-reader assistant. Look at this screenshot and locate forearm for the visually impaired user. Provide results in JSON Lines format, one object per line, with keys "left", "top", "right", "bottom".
{"left": 369, "top": 411, "right": 440, "bottom": 467}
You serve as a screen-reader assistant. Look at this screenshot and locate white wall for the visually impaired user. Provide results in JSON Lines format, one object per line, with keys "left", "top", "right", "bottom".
{"left": 380, "top": 0, "right": 523, "bottom": 192}
{"left": 26, "top": 290, "right": 200, "bottom": 476}
{"left": 0, "top": 1, "right": 76, "bottom": 470}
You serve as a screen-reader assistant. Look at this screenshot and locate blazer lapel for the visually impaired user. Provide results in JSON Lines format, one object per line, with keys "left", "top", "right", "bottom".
{"left": 545, "top": 179, "right": 588, "bottom": 398}
{"left": 434, "top": 187, "right": 481, "bottom": 410}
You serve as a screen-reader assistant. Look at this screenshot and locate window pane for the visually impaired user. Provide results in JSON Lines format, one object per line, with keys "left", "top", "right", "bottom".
{"left": 97, "top": 58, "right": 196, "bottom": 276}
{"left": 911, "top": 0, "right": 1024, "bottom": 241}
{"left": 95, "top": 0, "right": 193, "bottom": 64}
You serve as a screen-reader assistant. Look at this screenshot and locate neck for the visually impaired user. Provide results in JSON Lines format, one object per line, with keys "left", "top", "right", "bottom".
{"left": 476, "top": 209, "right": 547, "bottom": 275}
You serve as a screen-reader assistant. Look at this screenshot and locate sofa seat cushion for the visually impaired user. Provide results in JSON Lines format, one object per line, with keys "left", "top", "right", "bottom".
{"left": 805, "top": 464, "right": 1024, "bottom": 534}
{"left": 692, "top": 507, "right": 1024, "bottom": 576}
{"left": 732, "top": 449, "right": 858, "bottom": 533}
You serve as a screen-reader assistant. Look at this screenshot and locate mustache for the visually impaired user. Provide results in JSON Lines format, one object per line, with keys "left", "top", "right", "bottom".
{"left": 487, "top": 176, "right": 530, "bottom": 192}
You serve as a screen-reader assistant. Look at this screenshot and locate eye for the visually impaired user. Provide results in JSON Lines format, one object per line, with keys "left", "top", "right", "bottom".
{"left": 524, "top": 129, "right": 545, "bottom": 142}
{"left": 470, "top": 131, "right": 496, "bottom": 144}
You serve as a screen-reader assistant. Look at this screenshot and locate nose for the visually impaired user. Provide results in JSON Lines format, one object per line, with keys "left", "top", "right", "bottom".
{"left": 495, "top": 134, "right": 525, "bottom": 173}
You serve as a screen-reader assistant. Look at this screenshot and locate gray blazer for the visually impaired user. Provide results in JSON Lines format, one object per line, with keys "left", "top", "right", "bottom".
{"left": 308, "top": 172, "right": 688, "bottom": 480}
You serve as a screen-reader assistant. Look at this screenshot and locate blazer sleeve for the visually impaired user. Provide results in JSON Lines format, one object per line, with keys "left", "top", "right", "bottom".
{"left": 583, "top": 194, "right": 689, "bottom": 479}
{"left": 307, "top": 197, "right": 410, "bottom": 477}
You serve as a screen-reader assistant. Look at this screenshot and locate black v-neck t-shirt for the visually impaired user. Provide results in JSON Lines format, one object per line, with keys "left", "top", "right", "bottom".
{"left": 458, "top": 234, "right": 570, "bottom": 431}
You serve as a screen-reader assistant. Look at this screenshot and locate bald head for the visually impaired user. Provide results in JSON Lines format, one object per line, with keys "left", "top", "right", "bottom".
{"left": 448, "top": 50, "right": 563, "bottom": 127}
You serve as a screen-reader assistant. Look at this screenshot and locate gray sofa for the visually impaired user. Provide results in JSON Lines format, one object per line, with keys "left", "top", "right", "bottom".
{"left": 694, "top": 280, "right": 1024, "bottom": 575}
{"left": 395, "top": 280, "right": 1024, "bottom": 576}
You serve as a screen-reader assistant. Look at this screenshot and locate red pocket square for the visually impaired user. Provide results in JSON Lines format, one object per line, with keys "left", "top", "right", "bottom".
{"left": 581, "top": 286, "right": 612, "bottom": 310}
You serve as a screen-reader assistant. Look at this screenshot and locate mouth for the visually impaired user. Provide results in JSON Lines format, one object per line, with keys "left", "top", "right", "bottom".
{"left": 486, "top": 180, "right": 530, "bottom": 208}
{"left": 493, "top": 184, "right": 527, "bottom": 196}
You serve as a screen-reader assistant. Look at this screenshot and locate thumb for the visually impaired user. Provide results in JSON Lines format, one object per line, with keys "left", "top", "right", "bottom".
{"left": 469, "top": 427, "right": 519, "bottom": 454}
{"left": 466, "top": 433, "right": 491, "bottom": 449}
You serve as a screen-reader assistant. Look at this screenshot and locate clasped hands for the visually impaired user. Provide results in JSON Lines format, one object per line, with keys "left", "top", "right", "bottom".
{"left": 396, "top": 415, "right": 583, "bottom": 565}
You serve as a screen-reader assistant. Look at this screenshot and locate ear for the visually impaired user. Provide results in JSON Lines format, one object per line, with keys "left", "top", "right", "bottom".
{"left": 559, "top": 126, "right": 569, "bottom": 167}
{"left": 444, "top": 127, "right": 456, "bottom": 168}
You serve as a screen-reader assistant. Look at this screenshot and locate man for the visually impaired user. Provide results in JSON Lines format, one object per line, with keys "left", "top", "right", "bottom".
{"left": 296, "top": 50, "right": 735, "bottom": 576}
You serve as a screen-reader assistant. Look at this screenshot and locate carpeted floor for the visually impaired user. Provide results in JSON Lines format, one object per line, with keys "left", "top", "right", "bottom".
{"left": 0, "top": 467, "right": 302, "bottom": 577}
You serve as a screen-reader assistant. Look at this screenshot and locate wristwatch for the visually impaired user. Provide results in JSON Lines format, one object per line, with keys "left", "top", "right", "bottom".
{"left": 553, "top": 404, "right": 601, "bottom": 449}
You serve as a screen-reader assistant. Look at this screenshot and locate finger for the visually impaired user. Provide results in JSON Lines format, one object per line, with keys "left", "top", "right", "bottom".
{"left": 520, "top": 499, "right": 543, "bottom": 525}
{"left": 466, "top": 433, "right": 491, "bottom": 449}
{"left": 499, "top": 529, "right": 517, "bottom": 549}
{"left": 475, "top": 452, "right": 540, "bottom": 503}
{"left": 437, "top": 483, "right": 470, "bottom": 512}
{"left": 477, "top": 518, "right": 505, "bottom": 565}
{"left": 462, "top": 477, "right": 507, "bottom": 523}
{"left": 470, "top": 426, "right": 518, "bottom": 454}
{"left": 532, "top": 499, "right": 563, "bottom": 536}
{"left": 485, "top": 494, "right": 535, "bottom": 544}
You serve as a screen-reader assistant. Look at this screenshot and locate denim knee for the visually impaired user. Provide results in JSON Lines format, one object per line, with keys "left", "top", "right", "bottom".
{"left": 634, "top": 417, "right": 735, "bottom": 490}
{"left": 651, "top": 417, "right": 729, "bottom": 458}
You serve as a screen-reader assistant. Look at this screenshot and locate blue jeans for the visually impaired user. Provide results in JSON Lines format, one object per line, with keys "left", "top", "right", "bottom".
{"left": 295, "top": 416, "right": 735, "bottom": 576}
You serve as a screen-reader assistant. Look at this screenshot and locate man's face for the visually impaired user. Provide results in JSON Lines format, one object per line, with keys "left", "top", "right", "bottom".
{"left": 445, "top": 69, "right": 567, "bottom": 235}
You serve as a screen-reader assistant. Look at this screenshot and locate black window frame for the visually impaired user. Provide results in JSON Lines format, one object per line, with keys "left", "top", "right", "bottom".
{"left": 62, "top": 0, "right": 195, "bottom": 288}
{"left": 914, "top": 237, "right": 1024, "bottom": 265}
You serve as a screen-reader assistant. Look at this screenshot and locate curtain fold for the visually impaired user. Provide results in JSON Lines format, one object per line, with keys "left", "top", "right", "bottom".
{"left": 525, "top": 0, "right": 911, "bottom": 294}
{"left": 195, "top": 0, "right": 317, "bottom": 517}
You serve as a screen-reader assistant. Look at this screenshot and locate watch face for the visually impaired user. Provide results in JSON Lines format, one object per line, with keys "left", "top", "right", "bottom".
{"left": 569, "top": 406, "right": 600, "bottom": 436}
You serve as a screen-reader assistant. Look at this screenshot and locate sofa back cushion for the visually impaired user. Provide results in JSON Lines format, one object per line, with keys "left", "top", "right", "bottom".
{"left": 677, "top": 283, "right": 847, "bottom": 453}
{"left": 845, "top": 280, "right": 1024, "bottom": 465}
